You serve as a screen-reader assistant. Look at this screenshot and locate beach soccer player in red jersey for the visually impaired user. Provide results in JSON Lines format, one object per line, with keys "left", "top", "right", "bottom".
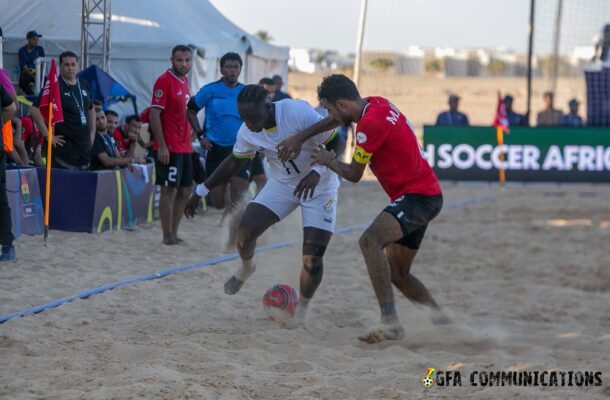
{"left": 277, "top": 74, "right": 450, "bottom": 344}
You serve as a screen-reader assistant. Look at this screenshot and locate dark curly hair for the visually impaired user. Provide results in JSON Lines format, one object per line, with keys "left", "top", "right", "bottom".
{"left": 237, "top": 84, "right": 268, "bottom": 106}
{"left": 220, "top": 52, "right": 243, "bottom": 68}
{"left": 317, "top": 74, "right": 360, "bottom": 104}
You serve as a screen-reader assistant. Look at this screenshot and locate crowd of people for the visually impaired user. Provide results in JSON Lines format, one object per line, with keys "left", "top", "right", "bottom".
{"left": 435, "top": 91, "right": 585, "bottom": 127}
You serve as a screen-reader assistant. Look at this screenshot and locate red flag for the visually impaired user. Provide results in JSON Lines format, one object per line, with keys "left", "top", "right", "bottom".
{"left": 38, "top": 59, "right": 63, "bottom": 125}
{"left": 492, "top": 92, "right": 509, "bottom": 132}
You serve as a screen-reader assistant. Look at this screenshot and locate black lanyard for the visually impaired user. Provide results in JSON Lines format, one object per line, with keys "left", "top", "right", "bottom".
{"left": 101, "top": 134, "right": 116, "bottom": 158}
{"left": 62, "top": 77, "right": 85, "bottom": 113}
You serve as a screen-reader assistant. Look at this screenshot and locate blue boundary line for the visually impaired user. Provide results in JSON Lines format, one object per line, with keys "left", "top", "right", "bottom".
{"left": 0, "top": 195, "right": 495, "bottom": 325}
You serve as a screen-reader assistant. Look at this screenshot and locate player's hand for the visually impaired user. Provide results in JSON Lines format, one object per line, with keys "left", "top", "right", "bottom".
{"left": 294, "top": 170, "right": 321, "bottom": 200}
{"left": 199, "top": 137, "right": 213, "bottom": 150}
{"left": 277, "top": 132, "right": 304, "bottom": 162}
{"left": 184, "top": 194, "right": 201, "bottom": 219}
{"left": 158, "top": 145, "right": 170, "bottom": 165}
{"left": 311, "top": 144, "right": 335, "bottom": 167}
{"left": 52, "top": 135, "right": 65, "bottom": 147}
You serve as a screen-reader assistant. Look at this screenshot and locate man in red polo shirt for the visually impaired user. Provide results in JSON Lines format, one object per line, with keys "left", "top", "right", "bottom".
{"left": 149, "top": 45, "right": 193, "bottom": 245}
{"left": 112, "top": 114, "right": 141, "bottom": 157}
{"left": 20, "top": 116, "right": 44, "bottom": 166}
{"left": 278, "top": 74, "right": 449, "bottom": 344}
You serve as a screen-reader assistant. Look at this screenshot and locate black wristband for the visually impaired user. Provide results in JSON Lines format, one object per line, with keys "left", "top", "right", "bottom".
{"left": 197, "top": 130, "right": 206, "bottom": 140}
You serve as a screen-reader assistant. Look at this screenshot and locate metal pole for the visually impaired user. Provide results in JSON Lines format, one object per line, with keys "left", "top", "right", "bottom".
{"left": 345, "top": 0, "right": 368, "bottom": 164}
{"left": 80, "top": 0, "right": 87, "bottom": 67}
{"left": 526, "top": 0, "right": 535, "bottom": 125}
{"left": 106, "top": 0, "right": 112, "bottom": 73}
{"left": 550, "top": 0, "right": 563, "bottom": 93}
{"left": 353, "top": 0, "right": 368, "bottom": 86}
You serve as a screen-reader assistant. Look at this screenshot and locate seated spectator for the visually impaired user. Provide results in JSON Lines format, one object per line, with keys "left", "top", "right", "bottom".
{"left": 558, "top": 99, "right": 584, "bottom": 127}
{"left": 112, "top": 114, "right": 141, "bottom": 157}
{"left": 503, "top": 95, "right": 527, "bottom": 127}
{"left": 105, "top": 109, "right": 119, "bottom": 135}
{"left": 536, "top": 91, "right": 563, "bottom": 127}
{"left": 18, "top": 31, "right": 45, "bottom": 95}
{"left": 91, "top": 108, "right": 138, "bottom": 171}
{"left": 272, "top": 74, "right": 292, "bottom": 101}
{"left": 436, "top": 94, "right": 469, "bottom": 126}
{"left": 258, "top": 77, "right": 276, "bottom": 101}
{"left": 20, "top": 116, "right": 45, "bottom": 167}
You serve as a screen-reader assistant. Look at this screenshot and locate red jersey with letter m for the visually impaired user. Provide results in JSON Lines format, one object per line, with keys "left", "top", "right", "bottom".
{"left": 150, "top": 69, "right": 192, "bottom": 153}
{"left": 354, "top": 97, "right": 441, "bottom": 200}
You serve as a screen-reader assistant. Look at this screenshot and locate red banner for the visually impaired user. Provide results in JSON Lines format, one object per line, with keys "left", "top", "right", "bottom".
{"left": 38, "top": 59, "right": 63, "bottom": 125}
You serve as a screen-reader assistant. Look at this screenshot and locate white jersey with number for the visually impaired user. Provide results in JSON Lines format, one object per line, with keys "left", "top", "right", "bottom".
{"left": 232, "top": 99, "right": 340, "bottom": 192}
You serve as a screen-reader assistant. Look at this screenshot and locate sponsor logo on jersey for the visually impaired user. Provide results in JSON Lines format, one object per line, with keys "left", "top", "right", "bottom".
{"left": 356, "top": 131, "right": 367, "bottom": 144}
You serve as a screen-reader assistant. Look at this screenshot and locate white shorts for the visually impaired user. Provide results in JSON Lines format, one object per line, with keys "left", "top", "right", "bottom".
{"left": 251, "top": 179, "right": 338, "bottom": 233}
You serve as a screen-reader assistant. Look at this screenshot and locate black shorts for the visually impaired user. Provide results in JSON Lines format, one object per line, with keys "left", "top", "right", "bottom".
{"left": 154, "top": 152, "right": 194, "bottom": 187}
{"left": 383, "top": 193, "right": 443, "bottom": 249}
{"left": 251, "top": 153, "right": 266, "bottom": 177}
{"left": 205, "top": 142, "right": 252, "bottom": 181}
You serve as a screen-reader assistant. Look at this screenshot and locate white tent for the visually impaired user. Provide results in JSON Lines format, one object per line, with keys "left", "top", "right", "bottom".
{"left": 0, "top": 0, "right": 289, "bottom": 111}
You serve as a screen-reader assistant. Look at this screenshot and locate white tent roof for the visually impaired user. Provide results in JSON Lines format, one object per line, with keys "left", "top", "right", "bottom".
{"left": 1, "top": 0, "right": 288, "bottom": 111}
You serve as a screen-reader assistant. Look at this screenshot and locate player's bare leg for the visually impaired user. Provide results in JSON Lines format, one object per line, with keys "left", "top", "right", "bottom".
{"left": 358, "top": 212, "right": 406, "bottom": 344}
{"left": 209, "top": 183, "right": 227, "bottom": 210}
{"left": 159, "top": 186, "right": 177, "bottom": 245}
{"left": 386, "top": 243, "right": 450, "bottom": 325}
{"left": 225, "top": 203, "right": 279, "bottom": 295}
{"left": 281, "top": 227, "right": 332, "bottom": 328}
{"left": 224, "top": 176, "right": 250, "bottom": 249}
{"left": 172, "top": 186, "right": 191, "bottom": 243}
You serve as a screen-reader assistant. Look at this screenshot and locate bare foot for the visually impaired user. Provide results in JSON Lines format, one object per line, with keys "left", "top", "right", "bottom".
{"left": 358, "top": 324, "right": 405, "bottom": 344}
{"left": 224, "top": 263, "right": 256, "bottom": 295}
{"left": 162, "top": 238, "right": 177, "bottom": 245}
{"left": 224, "top": 276, "right": 245, "bottom": 295}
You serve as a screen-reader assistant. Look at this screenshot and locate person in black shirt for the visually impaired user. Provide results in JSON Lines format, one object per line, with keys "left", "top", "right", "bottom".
{"left": 90, "top": 108, "right": 135, "bottom": 171}
{"left": 0, "top": 85, "right": 17, "bottom": 262}
{"left": 272, "top": 75, "right": 292, "bottom": 102}
{"left": 29, "top": 51, "right": 95, "bottom": 170}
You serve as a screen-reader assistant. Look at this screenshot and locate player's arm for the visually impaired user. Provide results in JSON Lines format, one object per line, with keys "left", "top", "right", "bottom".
{"left": 184, "top": 154, "right": 251, "bottom": 218}
{"left": 27, "top": 105, "right": 49, "bottom": 137}
{"left": 277, "top": 115, "right": 339, "bottom": 162}
{"left": 294, "top": 132, "right": 346, "bottom": 200}
{"left": 187, "top": 87, "right": 213, "bottom": 149}
{"left": 186, "top": 97, "right": 203, "bottom": 133}
{"left": 149, "top": 106, "right": 169, "bottom": 164}
{"left": 312, "top": 145, "right": 367, "bottom": 183}
{"left": 204, "top": 154, "right": 250, "bottom": 191}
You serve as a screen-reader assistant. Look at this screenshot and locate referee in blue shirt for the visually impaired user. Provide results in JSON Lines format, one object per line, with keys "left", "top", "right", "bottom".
{"left": 186, "top": 52, "right": 250, "bottom": 212}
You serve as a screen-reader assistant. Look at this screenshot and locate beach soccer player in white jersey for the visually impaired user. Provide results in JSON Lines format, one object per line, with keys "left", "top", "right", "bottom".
{"left": 185, "top": 84, "right": 345, "bottom": 326}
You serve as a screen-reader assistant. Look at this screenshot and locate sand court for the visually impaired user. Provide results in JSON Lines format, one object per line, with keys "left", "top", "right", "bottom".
{"left": 1, "top": 182, "right": 609, "bottom": 399}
